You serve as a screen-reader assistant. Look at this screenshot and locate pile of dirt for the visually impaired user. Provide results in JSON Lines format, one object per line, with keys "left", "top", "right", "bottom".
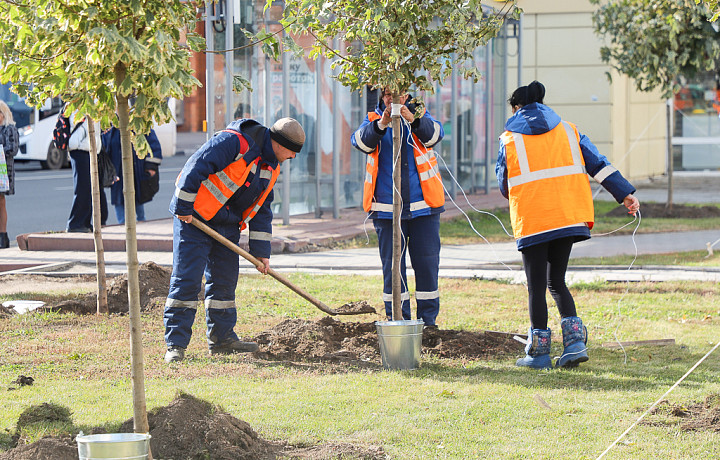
{"left": 117, "top": 393, "right": 386, "bottom": 460}
{"left": 646, "top": 394, "right": 720, "bottom": 432}
{"left": 422, "top": 328, "right": 523, "bottom": 359}
{"left": 119, "top": 393, "right": 273, "bottom": 460}
{"left": 0, "top": 436, "right": 77, "bottom": 460}
{"left": 1, "top": 394, "right": 386, "bottom": 460}
{"left": 50, "top": 261, "right": 171, "bottom": 315}
{"left": 254, "top": 317, "right": 522, "bottom": 365}
{"left": 605, "top": 202, "right": 720, "bottom": 218}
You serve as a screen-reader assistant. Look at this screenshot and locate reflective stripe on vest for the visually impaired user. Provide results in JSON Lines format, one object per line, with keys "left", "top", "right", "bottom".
{"left": 362, "top": 111, "right": 445, "bottom": 212}
{"left": 192, "top": 129, "right": 280, "bottom": 227}
{"left": 507, "top": 122, "right": 587, "bottom": 189}
{"left": 502, "top": 120, "right": 594, "bottom": 239}
{"left": 239, "top": 163, "right": 280, "bottom": 231}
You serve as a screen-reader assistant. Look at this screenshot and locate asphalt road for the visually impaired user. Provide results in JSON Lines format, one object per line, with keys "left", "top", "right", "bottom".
{"left": 7, "top": 154, "right": 189, "bottom": 241}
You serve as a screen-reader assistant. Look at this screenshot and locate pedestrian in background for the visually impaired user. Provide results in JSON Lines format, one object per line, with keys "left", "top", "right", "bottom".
{"left": 496, "top": 81, "right": 640, "bottom": 369}
{"left": 101, "top": 126, "right": 162, "bottom": 224}
{"left": 350, "top": 88, "right": 445, "bottom": 327}
{"left": 66, "top": 112, "right": 108, "bottom": 232}
{"left": 0, "top": 101, "right": 19, "bottom": 248}
{"left": 163, "top": 117, "right": 305, "bottom": 363}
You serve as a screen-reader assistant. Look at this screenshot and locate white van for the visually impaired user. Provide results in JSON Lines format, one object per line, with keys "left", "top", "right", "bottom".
{"left": 0, "top": 82, "right": 68, "bottom": 169}
{"left": 1, "top": 83, "right": 176, "bottom": 168}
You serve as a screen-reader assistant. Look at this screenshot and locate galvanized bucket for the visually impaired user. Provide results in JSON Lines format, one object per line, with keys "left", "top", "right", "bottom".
{"left": 375, "top": 319, "right": 424, "bottom": 370}
{"left": 76, "top": 433, "right": 151, "bottom": 460}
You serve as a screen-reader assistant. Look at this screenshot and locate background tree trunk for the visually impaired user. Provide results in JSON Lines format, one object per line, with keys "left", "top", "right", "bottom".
{"left": 391, "top": 94, "right": 403, "bottom": 321}
{"left": 114, "top": 61, "right": 150, "bottom": 437}
{"left": 86, "top": 116, "right": 108, "bottom": 315}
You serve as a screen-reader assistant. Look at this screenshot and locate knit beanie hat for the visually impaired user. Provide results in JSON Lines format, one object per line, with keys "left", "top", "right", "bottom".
{"left": 270, "top": 117, "right": 305, "bottom": 153}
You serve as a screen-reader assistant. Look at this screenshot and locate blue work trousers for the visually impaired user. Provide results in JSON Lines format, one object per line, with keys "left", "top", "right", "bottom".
{"left": 164, "top": 217, "right": 241, "bottom": 349}
{"left": 67, "top": 150, "right": 108, "bottom": 231}
{"left": 373, "top": 213, "right": 441, "bottom": 325}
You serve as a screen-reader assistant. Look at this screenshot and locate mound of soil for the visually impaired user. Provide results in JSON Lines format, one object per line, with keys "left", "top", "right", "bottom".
{"left": 605, "top": 202, "right": 720, "bottom": 218}
{"left": 254, "top": 317, "right": 522, "bottom": 365}
{"left": 1, "top": 394, "right": 386, "bottom": 460}
{"left": 0, "top": 436, "right": 77, "bottom": 460}
{"left": 50, "top": 261, "right": 171, "bottom": 315}
{"left": 117, "top": 393, "right": 386, "bottom": 460}
{"left": 646, "top": 394, "right": 720, "bottom": 432}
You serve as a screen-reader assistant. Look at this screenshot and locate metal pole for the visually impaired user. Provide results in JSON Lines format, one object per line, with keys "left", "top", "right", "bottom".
{"left": 282, "top": 31, "right": 291, "bottom": 224}
{"left": 517, "top": 14, "right": 523, "bottom": 87}
{"left": 315, "top": 54, "right": 323, "bottom": 217}
{"left": 450, "top": 56, "right": 458, "bottom": 198}
{"left": 205, "top": 1, "right": 215, "bottom": 140}
{"left": 332, "top": 39, "right": 340, "bottom": 218}
{"left": 484, "top": 39, "right": 494, "bottom": 194}
{"left": 470, "top": 56, "right": 477, "bottom": 192}
{"left": 225, "top": 0, "right": 234, "bottom": 125}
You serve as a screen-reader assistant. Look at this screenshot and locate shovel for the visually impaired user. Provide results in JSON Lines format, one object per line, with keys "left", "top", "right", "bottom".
{"left": 191, "top": 219, "right": 375, "bottom": 316}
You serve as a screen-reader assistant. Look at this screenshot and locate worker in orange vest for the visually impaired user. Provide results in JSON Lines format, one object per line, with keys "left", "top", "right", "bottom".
{"left": 164, "top": 117, "right": 305, "bottom": 363}
{"left": 351, "top": 88, "right": 445, "bottom": 327}
{"left": 496, "top": 81, "right": 640, "bottom": 369}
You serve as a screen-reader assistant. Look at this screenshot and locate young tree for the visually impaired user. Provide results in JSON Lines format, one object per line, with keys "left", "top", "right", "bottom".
{"left": 0, "top": 0, "right": 203, "bottom": 434}
{"left": 271, "top": 0, "right": 519, "bottom": 318}
{"left": 591, "top": 0, "right": 720, "bottom": 210}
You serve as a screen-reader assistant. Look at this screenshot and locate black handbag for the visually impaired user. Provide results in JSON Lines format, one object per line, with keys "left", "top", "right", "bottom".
{"left": 137, "top": 169, "right": 160, "bottom": 204}
{"left": 98, "top": 146, "right": 117, "bottom": 188}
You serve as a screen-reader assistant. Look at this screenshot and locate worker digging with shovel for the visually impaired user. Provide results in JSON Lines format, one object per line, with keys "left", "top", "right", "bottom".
{"left": 163, "top": 117, "right": 305, "bottom": 363}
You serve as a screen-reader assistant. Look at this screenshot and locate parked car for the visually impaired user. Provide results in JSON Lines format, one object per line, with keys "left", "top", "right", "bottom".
{"left": 0, "top": 82, "right": 68, "bottom": 169}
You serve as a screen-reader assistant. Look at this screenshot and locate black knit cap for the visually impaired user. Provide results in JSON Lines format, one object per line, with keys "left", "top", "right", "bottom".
{"left": 270, "top": 117, "right": 305, "bottom": 153}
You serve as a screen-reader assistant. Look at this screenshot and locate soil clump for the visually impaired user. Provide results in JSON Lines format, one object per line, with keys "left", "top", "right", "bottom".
{"left": 254, "top": 317, "right": 522, "bottom": 365}
{"left": 605, "top": 202, "right": 720, "bottom": 219}
{"left": 648, "top": 394, "right": 720, "bottom": 432}
{"left": 50, "top": 261, "right": 171, "bottom": 314}
{"left": 0, "top": 436, "right": 77, "bottom": 460}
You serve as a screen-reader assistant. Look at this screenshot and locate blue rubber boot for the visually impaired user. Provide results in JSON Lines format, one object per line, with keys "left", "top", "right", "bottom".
{"left": 556, "top": 316, "right": 589, "bottom": 368}
{"left": 516, "top": 327, "right": 552, "bottom": 369}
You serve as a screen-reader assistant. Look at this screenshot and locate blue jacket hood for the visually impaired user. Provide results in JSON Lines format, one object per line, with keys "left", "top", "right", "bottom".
{"left": 504, "top": 103, "right": 562, "bottom": 135}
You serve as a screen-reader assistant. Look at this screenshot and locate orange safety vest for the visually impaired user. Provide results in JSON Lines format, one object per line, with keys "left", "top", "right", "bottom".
{"left": 362, "top": 112, "right": 445, "bottom": 213}
{"left": 193, "top": 129, "right": 280, "bottom": 230}
{"left": 501, "top": 121, "right": 594, "bottom": 240}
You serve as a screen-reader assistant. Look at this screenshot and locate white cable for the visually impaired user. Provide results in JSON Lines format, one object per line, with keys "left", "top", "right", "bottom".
{"left": 596, "top": 337, "right": 720, "bottom": 460}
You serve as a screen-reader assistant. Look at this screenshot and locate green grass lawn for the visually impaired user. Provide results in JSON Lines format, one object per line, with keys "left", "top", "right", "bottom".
{"left": 1, "top": 274, "right": 720, "bottom": 459}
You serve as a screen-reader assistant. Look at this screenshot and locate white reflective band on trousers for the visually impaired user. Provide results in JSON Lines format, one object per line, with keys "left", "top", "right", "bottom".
{"left": 383, "top": 291, "right": 410, "bottom": 302}
{"left": 507, "top": 121, "right": 586, "bottom": 189}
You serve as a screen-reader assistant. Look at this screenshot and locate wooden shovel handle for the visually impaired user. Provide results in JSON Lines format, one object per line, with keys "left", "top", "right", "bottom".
{"left": 190, "top": 219, "right": 338, "bottom": 316}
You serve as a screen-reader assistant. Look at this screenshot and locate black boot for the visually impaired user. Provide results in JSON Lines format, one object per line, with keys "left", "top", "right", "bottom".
{"left": 0, "top": 233, "right": 9, "bottom": 249}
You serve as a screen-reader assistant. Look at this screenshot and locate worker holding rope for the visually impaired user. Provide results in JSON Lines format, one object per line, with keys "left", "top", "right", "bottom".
{"left": 496, "top": 81, "right": 640, "bottom": 369}
{"left": 351, "top": 88, "right": 445, "bottom": 327}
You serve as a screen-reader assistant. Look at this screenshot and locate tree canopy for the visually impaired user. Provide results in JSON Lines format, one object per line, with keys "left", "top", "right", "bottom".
{"left": 0, "top": 0, "right": 203, "bottom": 156}
{"left": 591, "top": 0, "right": 720, "bottom": 97}
{"left": 272, "top": 0, "right": 520, "bottom": 98}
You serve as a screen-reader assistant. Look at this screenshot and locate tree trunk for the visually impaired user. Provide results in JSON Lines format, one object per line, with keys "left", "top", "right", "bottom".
{"left": 86, "top": 116, "right": 108, "bottom": 315}
{"left": 665, "top": 98, "right": 674, "bottom": 212}
{"left": 391, "top": 93, "right": 403, "bottom": 321}
{"left": 114, "top": 61, "right": 150, "bottom": 438}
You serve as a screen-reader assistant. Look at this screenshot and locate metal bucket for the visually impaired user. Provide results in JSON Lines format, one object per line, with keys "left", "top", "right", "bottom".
{"left": 375, "top": 319, "right": 424, "bottom": 370}
{"left": 76, "top": 433, "right": 151, "bottom": 460}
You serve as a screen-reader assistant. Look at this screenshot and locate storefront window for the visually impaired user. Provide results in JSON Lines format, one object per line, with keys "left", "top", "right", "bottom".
{"left": 673, "top": 72, "right": 720, "bottom": 171}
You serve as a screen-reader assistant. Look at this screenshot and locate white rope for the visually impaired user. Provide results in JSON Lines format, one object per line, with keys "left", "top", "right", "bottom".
{"left": 596, "top": 338, "right": 720, "bottom": 460}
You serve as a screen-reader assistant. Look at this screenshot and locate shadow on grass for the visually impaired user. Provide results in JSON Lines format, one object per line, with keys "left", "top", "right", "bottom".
{"left": 414, "top": 344, "right": 719, "bottom": 393}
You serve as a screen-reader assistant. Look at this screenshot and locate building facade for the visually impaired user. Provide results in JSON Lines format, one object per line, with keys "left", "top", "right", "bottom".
{"left": 178, "top": 1, "right": 520, "bottom": 220}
